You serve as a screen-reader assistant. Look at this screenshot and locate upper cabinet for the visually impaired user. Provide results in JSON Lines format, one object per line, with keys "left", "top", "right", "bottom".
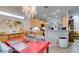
{"left": 61, "top": 16, "right": 69, "bottom": 28}
{"left": 30, "top": 18, "right": 47, "bottom": 28}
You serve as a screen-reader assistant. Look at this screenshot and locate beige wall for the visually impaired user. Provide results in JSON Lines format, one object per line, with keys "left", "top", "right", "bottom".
{"left": 0, "top": 15, "right": 25, "bottom": 33}
{"left": 0, "top": 7, "right": 32, "bottom": 33}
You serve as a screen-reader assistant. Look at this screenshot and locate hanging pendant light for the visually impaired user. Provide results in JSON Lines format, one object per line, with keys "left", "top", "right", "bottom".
{"left": 22, "top": 6, "right": 37, "bottom": 19}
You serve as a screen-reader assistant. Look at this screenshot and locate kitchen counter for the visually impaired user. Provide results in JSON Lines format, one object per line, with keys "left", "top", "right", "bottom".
{"left": 5, "top": 38, "right": 50, "bottom": 53}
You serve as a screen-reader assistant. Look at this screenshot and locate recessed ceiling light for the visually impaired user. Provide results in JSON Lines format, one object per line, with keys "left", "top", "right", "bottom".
{"left": 52, "top": 12, "right": 56, "bottom": 15}
{"left": 56, "top": 9, "right": 60, "bottom": 13}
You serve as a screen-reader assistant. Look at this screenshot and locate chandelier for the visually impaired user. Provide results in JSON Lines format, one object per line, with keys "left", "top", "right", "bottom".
{"left": 22, "top": 6, "right": 37, "bottom": 19}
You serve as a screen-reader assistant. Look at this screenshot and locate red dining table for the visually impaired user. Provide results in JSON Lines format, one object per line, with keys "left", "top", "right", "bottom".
{"left": 5, "top": 38, "right": 50, "bottom": 53}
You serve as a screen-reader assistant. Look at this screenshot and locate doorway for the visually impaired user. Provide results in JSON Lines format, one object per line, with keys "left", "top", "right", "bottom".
{"left": 69, "top": 20, "right": 74, "bottom": 42}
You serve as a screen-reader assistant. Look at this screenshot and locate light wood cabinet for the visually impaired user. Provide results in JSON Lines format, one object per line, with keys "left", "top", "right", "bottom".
{"left": 30, "top": 18, "right": 47, "bottom": 28}
{"left": 61, "top": 16, "right": 69, "bottom": 28}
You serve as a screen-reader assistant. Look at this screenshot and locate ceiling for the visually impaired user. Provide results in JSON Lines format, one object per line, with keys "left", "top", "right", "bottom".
{"left": 37, "top": 6, "right": 79, "bottom": 20}
{"left": 0, "top": 6, "right": 79, "bottom": 20}
{"left": 0, "top": 6, "right": 24, "bottom": 16}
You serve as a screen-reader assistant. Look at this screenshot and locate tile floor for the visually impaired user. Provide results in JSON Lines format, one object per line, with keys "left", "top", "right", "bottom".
{"left": 32, "top": 36, "right": 79, "bottom": 53}
{"left": 49, "top": 42, "right": 73, "bottom": 53}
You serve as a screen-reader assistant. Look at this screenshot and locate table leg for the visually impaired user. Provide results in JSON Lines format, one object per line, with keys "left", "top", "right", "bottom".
{"left": 46, "top": 46, "right": 49, "bottom": 53}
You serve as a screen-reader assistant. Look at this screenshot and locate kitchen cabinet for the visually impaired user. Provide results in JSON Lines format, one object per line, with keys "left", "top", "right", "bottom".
{"left": 0, "top": 32, "right": 26, "bottom": 42}
{"left": 30, "top": 18, "right": 47, "bottom": 28}
{"left": 61, "top": 16, "right": 69, "bottom": 28}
